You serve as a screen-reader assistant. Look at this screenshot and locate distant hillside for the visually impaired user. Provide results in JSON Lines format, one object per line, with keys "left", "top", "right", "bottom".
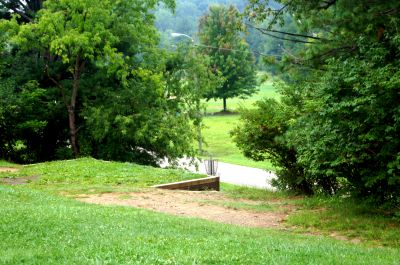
{"left": 155, "top": 0, "right": 248, "bottom": 40}
{"left": 155, "top": 0, "right": 300, "bottom": 72}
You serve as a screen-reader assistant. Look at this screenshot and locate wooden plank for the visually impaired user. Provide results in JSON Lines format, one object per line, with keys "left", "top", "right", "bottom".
{"left": 153, "top": 176, "right": 220, "bottom": 191}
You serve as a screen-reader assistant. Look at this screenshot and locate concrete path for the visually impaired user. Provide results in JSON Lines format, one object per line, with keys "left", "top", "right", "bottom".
{"left": 162, "top": 158, "right": 276, "bottom": 190}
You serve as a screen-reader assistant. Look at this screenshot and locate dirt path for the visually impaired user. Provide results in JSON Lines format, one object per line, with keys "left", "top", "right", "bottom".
{"left": 0, "top": 167, "right": 19, "bottom": 173}
{"left": 0, "top": 175, "right": 38, "bottom": 185}
{"left": 77, "top": 189, "right": 293, "bottom": 228}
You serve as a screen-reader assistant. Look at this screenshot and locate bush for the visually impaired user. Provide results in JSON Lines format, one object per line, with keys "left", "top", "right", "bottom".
{"left": 231, "top": 98, "right": 313, "bottom": 194}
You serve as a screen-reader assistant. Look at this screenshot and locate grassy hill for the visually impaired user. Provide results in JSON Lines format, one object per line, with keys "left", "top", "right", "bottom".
{"left": 0, "top": 157, "right": 204, "bottom": 194}
{"left": 0, "top": 158, "right": 399, "bottom": 264}
{"left": 2, "top": 186, "right": 399, "bottom": 264}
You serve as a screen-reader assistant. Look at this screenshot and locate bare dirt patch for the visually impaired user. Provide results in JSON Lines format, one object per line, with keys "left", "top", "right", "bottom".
{"left": 0, "top": 175, "right": 38, "bottom": 185}
{"left": 0, "top": 167, "right": 19, "bottom": 173}
{"left": 77, "top": 189, "right": 293, "bottom": 228}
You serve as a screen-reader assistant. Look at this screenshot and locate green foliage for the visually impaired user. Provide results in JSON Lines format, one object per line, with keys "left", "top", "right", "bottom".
{"left": 198, "top": 5, "right": 257, "bottom": 111}
{"left": 287, "top": 39, "right": 400, "bottom": 200}
{"left": 0, "top": 0, "right": 210, "bottom": 165}
{"left": 239, "top": 1, "right": 400, "bottom": 204}
{"left": 0, "top": 77, "right": 67, "bottom": 163}
{"left": 82, "top": 47, "right": 219, "bottom": 164}
{"left": 232, "top": 98, "right": 312, "bottom": 194}
{"left": 0, "top": 0, "right": 42, "bottom": 21}
{"left": 155, "top": 0, "right": 248, "bottom": 44}
{"left": 155, "top": 0, "right": 297, "bottom": 71}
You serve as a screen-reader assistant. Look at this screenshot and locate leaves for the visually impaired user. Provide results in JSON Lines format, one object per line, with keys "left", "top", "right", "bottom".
{"left": 198, "top": 5, "right": 258, "bottom": 110}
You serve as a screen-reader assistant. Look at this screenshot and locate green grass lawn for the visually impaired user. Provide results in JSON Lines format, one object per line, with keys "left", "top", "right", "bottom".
{"left": 1, "top": 159, "right": 399, "bottom": 264}
{"left": 204, "top": 80, "right": 279, "bottom": 114}
{"left": 199, "top": 80, "right": 278, "bottom": 170}
{"left": 1, "top": 186, "right": 400, "bottom": 264}
{"left": 222, "top": 184, "right": 400, "bottom": 248}
{"left": 201, "top": 115, "right": 274, "bottom": 170}
{"left": 0, "top": 157, "right": 204, "bottom": 194}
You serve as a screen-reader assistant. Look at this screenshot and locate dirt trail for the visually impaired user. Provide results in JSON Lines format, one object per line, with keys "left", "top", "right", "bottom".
{"left": 0, "top": 167, "right": 19, "bottom": 173}
{"left": 77, "top": 189, "right": 293, "bottom": 228}
{"left": 0, "top": 175, "right": 38, "bottom": 185}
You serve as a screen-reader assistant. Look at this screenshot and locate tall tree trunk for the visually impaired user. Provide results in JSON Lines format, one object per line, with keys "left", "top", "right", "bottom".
{"left": 223, "top": 97, "right": 227, "bottom": 112}
{"left": 46, "top": 54, "right": 84, "bottom": 158}
{"left": 68, "top": 106, "right": 79, "bottom": 157}
{"left": 68, "top": 55, "right": 83, "bottom": 158}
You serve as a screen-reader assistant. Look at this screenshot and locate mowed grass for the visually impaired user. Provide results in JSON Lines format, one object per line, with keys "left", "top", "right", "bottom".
{"left": 285, "top": 196, "right": 400, "bottom": 247}
{"left": 199, "top": 80, "right": 278, "bottom": 170}
{"left": 1, "top": 186, "right": 400, "bottom": 264}
{"left": 1, "top": 159, "right": 399, "bottom": 263}
{"left": 0, "top": 157, "right": 204, "bottom": 194}
{"left": 204, "top": 80, "right": 279, "bottom": 113}
{"left": 201, "top": 115, "right": 274, "bottom": 170}
{"left": 221, "top": 184, "right": 400, "bottom": 248}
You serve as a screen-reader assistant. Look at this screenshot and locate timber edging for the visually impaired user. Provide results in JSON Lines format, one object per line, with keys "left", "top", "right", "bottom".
{"left": 152, "top": 176, "right": 220, "bottom": 191}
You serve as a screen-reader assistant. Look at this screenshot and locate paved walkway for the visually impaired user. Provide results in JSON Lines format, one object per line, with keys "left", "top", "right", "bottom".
{"left": 162, "top": 158, "right": 276, "bottom": 190}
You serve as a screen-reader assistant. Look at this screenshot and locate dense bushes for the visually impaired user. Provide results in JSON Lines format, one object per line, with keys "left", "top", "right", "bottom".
{"left": 233, "top": 37, "right": 400, "bottom": 205}
{"left": 235, "top": 1, "right": 400, "bottom": 205}
{"left": 0, "top": 0, "right": 213, "bottom": 166}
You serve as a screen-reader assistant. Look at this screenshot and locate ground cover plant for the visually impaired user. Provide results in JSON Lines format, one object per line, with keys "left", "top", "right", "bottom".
{"left": 222, "top": 184, "right": 400, "bottom": 248}
{"left": 0, "top": 158, "right": 204, "bottom": 194}
{"left": 0, "top": 160, "right": 18, "bottom": 167}
{"left": 1, "top": 159, "right": 399, "bottom": 251}
{"left": 2, "top": 185, "right": 400, "bottom": 264}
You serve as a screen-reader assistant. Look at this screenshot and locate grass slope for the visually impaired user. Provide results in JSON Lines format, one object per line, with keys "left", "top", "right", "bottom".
{"left": 1, "top": 158, "right": 204, "bottom": 194}
{"left": 1, "top": 186, "right": 399, "bottom": 265}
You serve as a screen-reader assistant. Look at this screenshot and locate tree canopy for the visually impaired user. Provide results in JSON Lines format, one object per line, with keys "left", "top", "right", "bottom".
{"left": 0, "top": 0, "right": 210, "bottom": 165}
{"left": 0, "top": 0, "right": 43, "bottom": 21}
{"left": 233, "top": 0, "right": 400, "bottom": 205}
{"left": 198, "top": 5, "right": 257, "bottom": 112}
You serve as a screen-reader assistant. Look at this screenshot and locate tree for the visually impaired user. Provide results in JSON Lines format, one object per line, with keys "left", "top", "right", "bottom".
{"left": 166, "top": 45, "right": 222, "bottom": 155}
{"left": 238, "top": 0, "right": 400, "bottom": 204}
{"left": 0, "top": 0, "right": 43, "bottom": 21}
{"left": 198, "top": 5, "right": 257, "bottom": 112}
{"left": 0, "top": 0, "right": 219, "bottom": 166}
{"left": 10, "top": 0, "right": 171, "bottom": 157}
{"left": 82, "top": 46, "right": 220, "bottom": 165}
{"left": 0, "top": 17, "right": 68, "bottom": 163}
